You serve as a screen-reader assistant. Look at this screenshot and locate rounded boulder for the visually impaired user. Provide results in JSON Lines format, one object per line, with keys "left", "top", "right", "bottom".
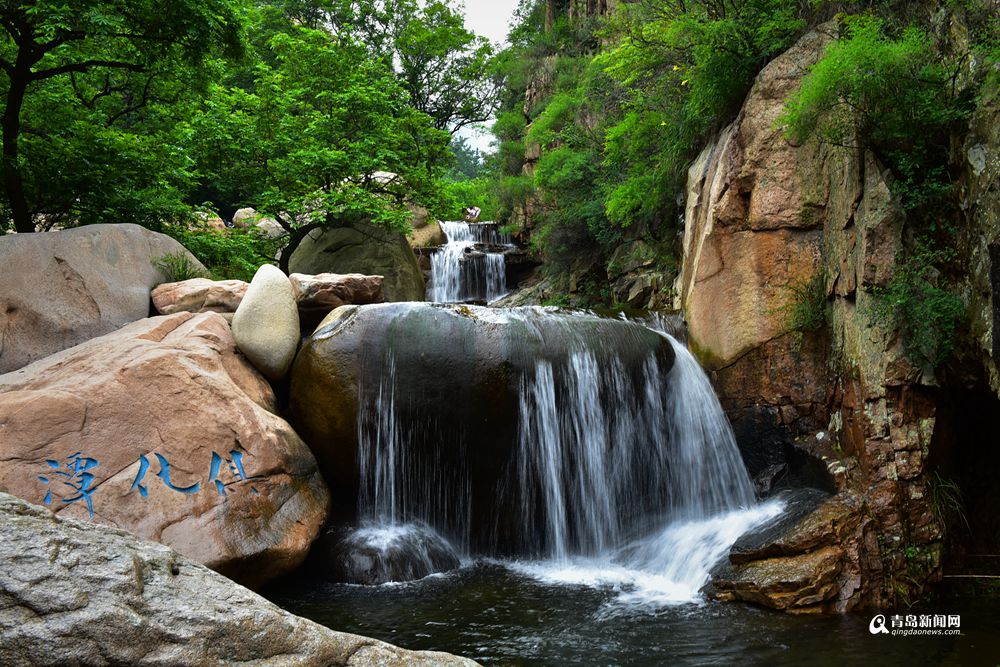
{"left": 232, "top": 264, "right": 301, "bottom": 380}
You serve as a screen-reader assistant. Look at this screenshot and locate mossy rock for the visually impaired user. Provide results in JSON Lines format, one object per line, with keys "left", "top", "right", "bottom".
{"left": 289, "top": 223, "right": 425, "bottom": 302}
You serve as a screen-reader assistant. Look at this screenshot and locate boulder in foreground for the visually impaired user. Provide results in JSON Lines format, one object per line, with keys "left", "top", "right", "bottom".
{"left": 0, "top": 312, "right": 328, "bottom": 588}
{"left": 0, "top": 492, "right": 479, "bottom": 667}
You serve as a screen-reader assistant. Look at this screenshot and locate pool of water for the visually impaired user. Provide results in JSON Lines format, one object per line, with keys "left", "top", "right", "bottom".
{"left": 265, "top": 563, "right": 999, "bottom": 666}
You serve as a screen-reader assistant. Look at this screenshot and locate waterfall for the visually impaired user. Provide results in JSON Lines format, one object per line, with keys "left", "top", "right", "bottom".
{"left": 428, "top": 221, "right": 510, "bottom": 303}
{"left": 347, "top": 306, "right": 782, "bottom": 601}
{"left": 514, "top": 334, "right": 757, "bottom": 561}
{"left": 358, "top": 355, "right": 400, "bottom": 524}
{"left": 357, "top": 353, "right": 471, "bottom": 541}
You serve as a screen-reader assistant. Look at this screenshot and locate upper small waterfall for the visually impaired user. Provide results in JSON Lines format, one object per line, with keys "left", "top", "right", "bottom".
{"left": 428, "top": 221, "right": 512, "bottom": 303}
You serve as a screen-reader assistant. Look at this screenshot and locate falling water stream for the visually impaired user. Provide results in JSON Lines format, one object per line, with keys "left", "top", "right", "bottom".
{"left": 338, "top": 309, "right": 781, "bottom": 604}
{"left": 507, "top": 332, "right": 781, "bottom": 606}
{"left": 428, "top": 221, "right": 512, "bottom": 303}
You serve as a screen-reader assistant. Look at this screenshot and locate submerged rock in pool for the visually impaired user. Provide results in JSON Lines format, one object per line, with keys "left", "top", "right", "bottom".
{"left": 316, "top": 523, "right": 462, "bottom": 584}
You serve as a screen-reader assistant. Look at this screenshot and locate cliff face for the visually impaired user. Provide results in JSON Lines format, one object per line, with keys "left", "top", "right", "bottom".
{"left": 543, "top": 0, "right": 614, "bottom": 30}
{"left": 678, "top": 26, "right": 834, "bottom": 438}
{"left": 679, "top": 18, "right": 1000, "bottom": 611}
{"left": 961, "top": 84, "right": 1000, "bottom": 394}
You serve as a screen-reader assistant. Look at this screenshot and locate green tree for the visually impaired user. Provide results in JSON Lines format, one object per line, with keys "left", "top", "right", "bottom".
{"left": 389, "top": 0, "right": 499, "bottom": 134}
{"left": 599, "top": 0, "right": 805, "bottom": 229}
{"left": 447, "top": 135, "right": 483, "bottom": 180}
{"left": 0, "top": 0, "right": 245, "bottom": 233}
{"left": 780, "top": 16, "right": 973, "bottom": 210}
{"left": 184, "top": 18, "right": 452, "bottom": 272}
{"left": 273, "top": 0, "right": 499, "bottom": 134}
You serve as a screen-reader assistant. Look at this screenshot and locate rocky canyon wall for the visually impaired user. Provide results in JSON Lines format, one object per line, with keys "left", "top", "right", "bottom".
{"left": 680, "top": 17, "right": 999, "bottom": 612}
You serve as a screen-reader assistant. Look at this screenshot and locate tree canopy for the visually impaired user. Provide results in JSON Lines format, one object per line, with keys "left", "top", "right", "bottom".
{"left": 0, "top": 0, "right": 500, "bottom": 274}
{"left": 0, "top": 0, "right": 246, "bottom": 233}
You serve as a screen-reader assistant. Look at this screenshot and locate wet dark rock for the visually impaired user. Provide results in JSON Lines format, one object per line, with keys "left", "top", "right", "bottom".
{"left": 314, "top": 523, "right": 462, "bottom": 585}
{"left": 289, "top": 303, "right": 675, "bottom": 551}
{"left": 707, "top": 489, "right": 863, "bottom": 613}
{"left": 752, "top": 463, "right": 788, "bottom": 497}
{"left": 728, "top": 405, "right": 836, "bottom": 498}
{"left": 726, "top": 488, "right": 834, "bottom": 563}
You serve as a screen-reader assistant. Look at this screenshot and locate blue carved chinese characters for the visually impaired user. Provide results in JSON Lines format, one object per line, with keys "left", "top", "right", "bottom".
{"left": 131, "top": 453, "right": 202, "bottom": 496}
{"left": 37, "top": 452, "right": 100, "bottom": 518}
{"left": 41, "top": 449, "right": 260, "bottom": 516}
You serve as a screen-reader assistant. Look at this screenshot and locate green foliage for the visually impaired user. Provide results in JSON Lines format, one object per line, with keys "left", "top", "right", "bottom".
{"left": 154, "top": 252, "right": 209, "bottom": 283}
{"left": 181, "top": 9, "right": 458, "bottom": 268}
{"left": 0, "top": 0, "right": 246, "bottom": 233}
{"left": 869, "top": 242, "right": 967, "bottom": 368}
{"left": 493, "top": 111, "right": 528, "bottom": 176}
{"left": 161, "top": 226, "right": 282, "bottom": 282}
{"left": 491, "top": 0, "right": 808, "bottom": 287}
{"left": 928, "top": 470, "right": 969, "bottom": 534}
{"left": 781, "top": 272, "right": 829, "bottom": 334}
{"left": 0, "top": 0, "right": 501, "bottom": 287}
{"left": 541, "top": 293, "right": 573, "bottom": 308}
{"left": 781, "top": 16, "right": 973, "bottom": 210}
{"left": 525, "top": 93, "right": 578, "bottom": 144}
{"left": 283, "top": 0, "right": 499, "bottom": 134}
{"left": 439, "top": 177, "right": 498, "bottom": 221}
{"left": 448, "top": 136, "right": 484, "bottom": 180}
{"left": 599, "top": 0, "right": 806, "bottom": 230}
{"left": 495, "top": 175, "right": 535, "bottom": 225}
{"left": 388, "top": 0, "right": 499, "bottom": 133}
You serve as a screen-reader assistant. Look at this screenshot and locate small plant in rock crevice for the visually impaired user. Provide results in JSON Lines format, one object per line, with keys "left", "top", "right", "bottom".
{"left": 928, "top": 470, "right": 970, "bottom": 535}
{"left": 772, "top": 271, "right": 829, "bottom": 344}
{"left": 154, "top": 252, "right": 209, "bottom": 283}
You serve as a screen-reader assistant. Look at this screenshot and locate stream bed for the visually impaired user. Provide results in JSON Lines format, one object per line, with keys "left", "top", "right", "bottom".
{"left": 267, "top": 563, "right": 998, "bottom": 666}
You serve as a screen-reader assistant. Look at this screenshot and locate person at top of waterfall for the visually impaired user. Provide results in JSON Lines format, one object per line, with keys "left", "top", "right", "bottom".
{"left": 463, "top": 206, "right": 481, "bottom": 223}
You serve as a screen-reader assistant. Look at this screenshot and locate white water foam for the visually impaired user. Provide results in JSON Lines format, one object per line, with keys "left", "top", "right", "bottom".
{"left": 504, "top": 499, "right": 783, "bottom": 608}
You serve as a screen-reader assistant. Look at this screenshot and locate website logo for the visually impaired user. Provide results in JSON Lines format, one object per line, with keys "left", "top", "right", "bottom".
{"left": 869, "top": 612, "right": 962, "bottom": 637}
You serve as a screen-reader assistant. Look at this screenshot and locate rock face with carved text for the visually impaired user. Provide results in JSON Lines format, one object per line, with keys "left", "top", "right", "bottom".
{"left": 0, "top": 311, "right": 328, "bottom": 589}
{"left": 0, "top": 492, "right": 479, "bottom": 667}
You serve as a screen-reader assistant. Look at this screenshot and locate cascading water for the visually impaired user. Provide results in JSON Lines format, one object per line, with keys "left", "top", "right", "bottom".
{"left": 340, "top": 305, "right": 782, "bottom": 603}
{"left": 428, "top": 221, "right": 511, "bottom": 303}
{"left": 511, "top": 331, "right": 781, "bottom": 604}
{"left": 516, "top": 338, "right": 758, "bottom": 557}
{"left": 347, "top": 354, "right": 467, "bottom": 583}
